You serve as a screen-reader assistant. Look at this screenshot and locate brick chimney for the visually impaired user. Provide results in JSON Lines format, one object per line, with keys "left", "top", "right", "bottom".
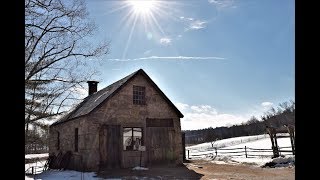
{"left": 87, "top": 81, "right": 99, "bottom": 96}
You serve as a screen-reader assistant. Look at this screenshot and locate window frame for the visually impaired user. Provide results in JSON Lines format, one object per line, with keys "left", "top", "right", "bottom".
{"left": 133, "top": 85, "right": 146, "bottom": 105}
{"left": 123, "top": 127, "right": 144, "bottom": 151}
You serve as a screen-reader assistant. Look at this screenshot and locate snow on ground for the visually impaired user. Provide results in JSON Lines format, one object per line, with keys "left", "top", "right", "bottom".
{"left": 25, "top": 153, "right": 49, "bottom": 160}
{"left": 25, "top": 153, "right": 49, "bottom": 174}
{"left": 24, "top": 153, "right": 49, "bottom": 179}
{"left": 26, "top": 170, "right": 151, "bottom": 180}
{"left": 187, "top": 133, "right": 294, "bottom": 167}
{"left": 132, "top": 166, "right": 149, "bottom": 170}
{"left": 186, "top": 134, "right": 269, "bottom": 151}
{"left": 227, "top": 135, "right": 292, "bottom": 150}
{"left": 25, "top": 134, "right": 294, "bottom": 179}
{"left": 25, "top": 175, "right": 35, "bottom": 180}
{"left": 25, "top": 160, "right": 48, "bottom": 179}
{"left": 26, "top": 170, "right": 98, "bottom": 180}
{"left": 25, "top": 160, "right": 47, "bottom": 174}
{"left": 25, "top": 163, "right": 148, "bottom": 179}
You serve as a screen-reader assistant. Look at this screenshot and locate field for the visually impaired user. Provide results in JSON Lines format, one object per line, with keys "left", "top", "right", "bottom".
{"left": 186, "top": 133, "right": 294, "bottom": 166}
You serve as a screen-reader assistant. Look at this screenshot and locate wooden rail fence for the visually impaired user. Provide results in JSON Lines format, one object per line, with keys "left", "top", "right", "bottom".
{"left": 186, "top": 146, "right": 293, "bottom": 159}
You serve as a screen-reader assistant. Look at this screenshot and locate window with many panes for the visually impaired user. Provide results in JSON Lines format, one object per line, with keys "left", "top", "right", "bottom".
{"left": 123, "top": 127, "right": 143, "bottom": 151}
{"left": 133, "top": 86, "right": 146, "bottom": 105}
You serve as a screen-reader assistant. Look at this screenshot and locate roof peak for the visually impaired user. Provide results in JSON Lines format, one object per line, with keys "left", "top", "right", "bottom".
{"left": 51, "top": 68, "right": 183, "bottom": 126}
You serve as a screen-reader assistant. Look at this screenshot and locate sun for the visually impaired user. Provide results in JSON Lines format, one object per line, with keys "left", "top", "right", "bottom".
{"left": 111, "top": 0, "right": 178, "bottom": 59}
{"left": 127, "top": 0, "right": 157, "bottom": 14}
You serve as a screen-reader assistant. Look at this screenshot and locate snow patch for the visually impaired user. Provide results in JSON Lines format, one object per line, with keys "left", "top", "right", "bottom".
{"left": 215, "top": 156, "right": 233, "bottom": 162}
{"left": 132, "top": 166, "right": 149, "bottom": 170}
{"left": 212, "top": 156, "right": 239, "bottom": 165}
{"left": 25, "top": 153, "right": 49, "bottom": 160}
{"left": 25, "top": 175, "right": 35, "bottom": 180}
{"left": 31, "top": 170, "right": 98, "bottom": 180}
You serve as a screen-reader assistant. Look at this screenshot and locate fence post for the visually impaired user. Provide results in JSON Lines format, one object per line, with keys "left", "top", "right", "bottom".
{"left": 188, "top": 150, "right": 189, "bottom": 159}
{"left": 215, "top": 148, "right": 217, "bottom": 156}
{"left": 245, "top": 146, "right": 247, "bottom": 158}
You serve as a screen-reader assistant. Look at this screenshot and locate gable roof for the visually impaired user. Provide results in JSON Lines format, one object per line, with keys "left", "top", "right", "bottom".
{"left": 51, "top": 69, "right": 184, "bottom": 126}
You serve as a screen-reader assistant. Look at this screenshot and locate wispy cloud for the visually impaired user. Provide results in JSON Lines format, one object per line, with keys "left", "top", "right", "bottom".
{"left": 179, "top": 16, "right": 194, "bottom": 21}
{"left": 179, "top": 16, "right": 208, "bottom": 31}
{"left": 261, "top": 102, "right": 273, "bottom": 107}
{"left": 188, "top": 20, "right": 207, "bottom": 30}
{"left": 108, "top": 56, "right": 226, "bottom": 62}
{"left": 208, "top": 0, "right": 236, "bottom": 8}
{"left": 159, "top": 37, "right": 172, "bottom": 45}
{"left": 175, "top": 102, "right": 278, "bottom": 130}
{"left": 175, "top": 102, "right": 189, "bottom": 111}
{"left": 190, "top": 105, "right": 218, "bottom": 114}
{"left": 175, "top": 103, "right": 249, "bottom": 130}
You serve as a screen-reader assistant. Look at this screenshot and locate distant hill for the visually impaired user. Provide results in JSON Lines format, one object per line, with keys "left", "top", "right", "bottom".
{"left": 183, "top": 101, "right": 295, "bottom": 145}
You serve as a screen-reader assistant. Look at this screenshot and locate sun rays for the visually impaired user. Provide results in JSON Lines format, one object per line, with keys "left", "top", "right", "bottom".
{"left": 106, "top": 0, "right": 179, "bottom": 59}
{"left": 127, "top": 0, "right": 157, "bottom": 14}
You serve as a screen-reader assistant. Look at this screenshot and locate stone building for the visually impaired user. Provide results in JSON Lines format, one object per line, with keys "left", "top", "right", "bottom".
{"left": 49, "top": 69, "right": 184, "bottom": 171}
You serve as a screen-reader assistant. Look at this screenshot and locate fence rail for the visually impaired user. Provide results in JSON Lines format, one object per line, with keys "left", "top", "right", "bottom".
{"left": 25, "top": 166, "right": 45, "bottom": 175}
{"left": 186, "top": 145, "right": 294, "bottom": 159}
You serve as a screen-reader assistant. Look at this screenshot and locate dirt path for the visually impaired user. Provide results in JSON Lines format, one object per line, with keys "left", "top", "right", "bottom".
{"left": 185, "top": 160, "right": 295, "bottom": 180}
{"left": 97, "top": 160, "right": 294, "bottom": 179}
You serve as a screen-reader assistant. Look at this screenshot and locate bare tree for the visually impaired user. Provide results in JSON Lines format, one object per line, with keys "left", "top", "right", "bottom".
{"left": 210, "top": 138, "right": 218, "bottom": 148}
{"left": 25, "top": 0, "right": 109, "bottom": 138}
{"left": 242, "top": 116, "right": 259, "bottom": 125}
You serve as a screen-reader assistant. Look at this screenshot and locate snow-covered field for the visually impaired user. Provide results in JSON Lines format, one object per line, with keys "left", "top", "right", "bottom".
{"left": 187, "top": 134, "right": 269, "bottom": 150}
{"left": 187, "top": 133, "right": 294, "bottom": 166}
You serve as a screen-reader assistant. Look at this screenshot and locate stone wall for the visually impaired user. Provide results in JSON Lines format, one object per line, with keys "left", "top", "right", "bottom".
{"left": 49, "top": 116, "right": 101, "bottom": 171}
{"left": 49, "top": 73, "right": 183, "bottom": 170}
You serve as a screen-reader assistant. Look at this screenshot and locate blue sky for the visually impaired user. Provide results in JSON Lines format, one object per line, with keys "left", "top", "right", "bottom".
{"left": 83, "top": 0, "right": 294, "bottom": 130}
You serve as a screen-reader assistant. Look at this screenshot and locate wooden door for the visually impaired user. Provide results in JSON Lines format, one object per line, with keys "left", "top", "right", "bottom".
{"left": 99, "top": 125, "right": 121, "bottom": 169}
{"left": 147, "top": 127, "right": 175, "bottom": 164}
